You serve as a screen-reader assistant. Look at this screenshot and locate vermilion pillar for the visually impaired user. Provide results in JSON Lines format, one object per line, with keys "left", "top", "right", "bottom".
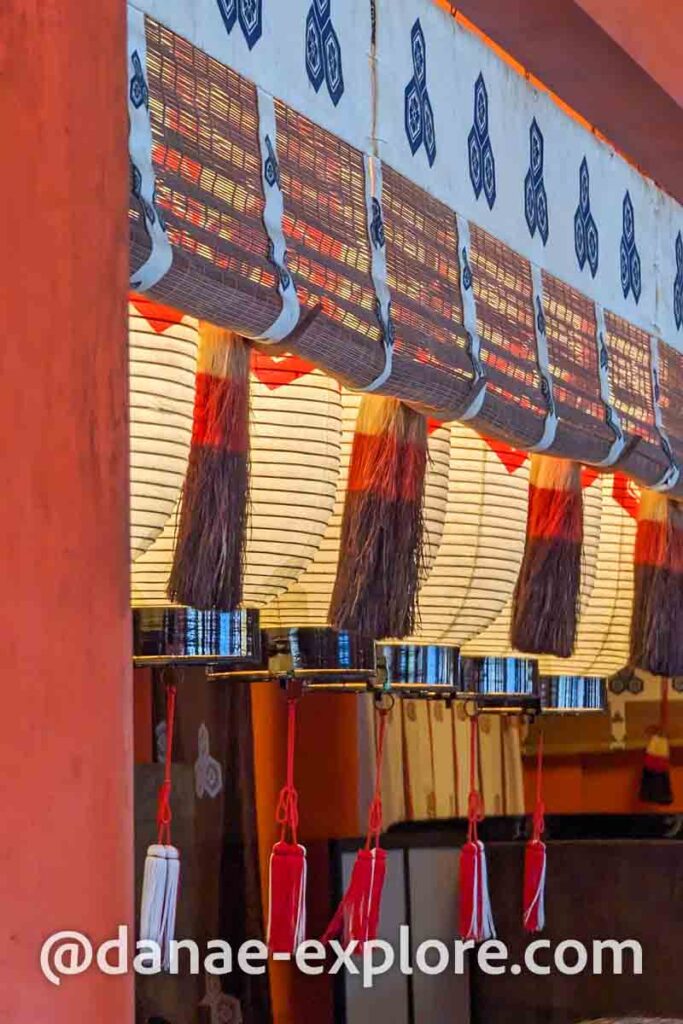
{"left": 0, "top": 2, "right": 132, "bottom": 1021}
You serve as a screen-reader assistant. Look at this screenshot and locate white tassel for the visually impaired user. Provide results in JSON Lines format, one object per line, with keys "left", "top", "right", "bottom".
{"left": 160, "top": 846, "right": 180, "bottom": 970}
{"left": 478, "top": 841, "right": 496, "bottom": 940}
{"left": 140, "top": 844, "right": 169, "bottom": 941}
{"left": 295, "top": 851, "right": 307, "bottom": 949}
{"left": 140, "top": 843, "right": 180, "bottom": 969}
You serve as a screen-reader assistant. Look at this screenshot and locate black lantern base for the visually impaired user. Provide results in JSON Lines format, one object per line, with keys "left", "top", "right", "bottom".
{"left": 540, "top": 675, "right": 608, "bottom": 713}
{"left": 132, "top": 607, "right": 263, "bottom": 667}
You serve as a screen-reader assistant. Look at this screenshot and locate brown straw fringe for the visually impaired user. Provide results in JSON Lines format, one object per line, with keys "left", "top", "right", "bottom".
{"left": 168, "top": 324, "right": 250, "bottom": 611}
{"left": 630, "top": 489, "right": 683, "bottom": 676}
{"left": 511, "top": 455, "right": 583, "bottom": 658}
{"left": 329, "top": 396, "right": 427, "bottom": 639}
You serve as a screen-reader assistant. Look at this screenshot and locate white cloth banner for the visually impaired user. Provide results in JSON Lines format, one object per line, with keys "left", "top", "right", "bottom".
{"left": 128, "top": 0, "right": 683, "bottom": 355}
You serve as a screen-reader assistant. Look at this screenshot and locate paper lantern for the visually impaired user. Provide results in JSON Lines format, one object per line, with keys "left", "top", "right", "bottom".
{"left": 131, "top": 352, "right": 342, "bottom": 608}
{"left": 461, "top": 468, "right": 603, "bottom": 658}
{"left": 260, "top": 397, "right": 451, "bottom": 629}
{"left": 538, "top": 473, "right": 637, "bottom": 677}
{"left": 129, "top": 297, "right": 199, "bottom": 561}
{"left": 408, "top": 426, "right": 531, "bottom": 644}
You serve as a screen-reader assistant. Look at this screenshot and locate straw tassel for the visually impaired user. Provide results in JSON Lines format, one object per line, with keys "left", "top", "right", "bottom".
{"left": 168, "top": 323, "right": 249, "bottom": 611}
{"left": 267, "top": 696, "right": 307, "bottom": 954}
{"left": 323, "top": 705, "right": 389, "bottom": 951}
{"left": 630, "top": 489, "right": 683, "bottom": 677}
{"left": 140, "top": 683, "right": 180, "bottom": 970}
{"left": 459, "top": 717, "right": 496, "bottom": 943}
{"left": 329, "top": 396, "right": 427, "bottom": 639}
{"left": 511, "top": 455, "right": 583, "bottom": 657}
{"left": 523, "top": 732, "right": 547, "bottom": 933}
{"left": 639, "top": 677, "right": 674, "bottom": 806}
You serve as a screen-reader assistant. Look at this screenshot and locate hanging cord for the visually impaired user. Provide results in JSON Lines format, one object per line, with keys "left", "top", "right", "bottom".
{"left": 156, "top": 681, "right": 177, "bottom": 847}
{"left": 366, "top": 706, "right": 389, "bottom": 851}
{"left": 467, "top": 715, "right": 484, "bottom": 845}
{"left": 532, "top": 730, "right": 545, "bottom": 843}
{"left": 275, "top": 697, "right": 300, "bottom": 846}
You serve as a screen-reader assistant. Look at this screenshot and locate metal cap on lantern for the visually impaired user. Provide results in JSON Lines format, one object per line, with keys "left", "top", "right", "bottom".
{"left": 377, "top": 643, "right": 461, "bottom": 694}
{"left": 539, "top": 675, "right": 607, "bottom": 713}
{"left": 460, "top": 656, "right": 541, "bottom": 713}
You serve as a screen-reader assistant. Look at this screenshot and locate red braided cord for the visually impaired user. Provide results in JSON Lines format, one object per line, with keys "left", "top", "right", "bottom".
{"left": 467, "top": 716, "right": 484, "bottom": 843}
{"left": 532, "top": 730, "right": 545, "bottom": 843}
{"left": 156, "top": 682, "right": 177, "bottom": 846}
{"left": 275, "top": 698, "right": 300, "bottom": 844}
{"left": 365, "top": 708, "right": 389, "bottom": 850}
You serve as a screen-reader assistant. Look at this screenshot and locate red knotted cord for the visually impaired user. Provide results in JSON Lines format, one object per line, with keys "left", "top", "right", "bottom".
{"left": 467, "top": 716, "right": 484, "bottom": 844}
{"left": 156, "top": 682, "right": 177, "bottom": 846}
{"left": 275, "top": 698, "right": 300, "bottom": 845}
{"left": 532, "top": 730, "right": 545, "bottom": 842}
{"left": 365, "top": 707, "right": 389, "bottom": 850}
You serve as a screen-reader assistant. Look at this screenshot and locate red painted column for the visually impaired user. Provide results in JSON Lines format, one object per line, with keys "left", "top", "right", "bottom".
{"left": 0, "top": 2, "right": 132, "bottom": 1021}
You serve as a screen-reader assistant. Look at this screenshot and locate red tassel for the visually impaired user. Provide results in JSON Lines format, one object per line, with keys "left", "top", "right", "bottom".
{"left": 267, "top": 841, "right": 307, "bottom": 954}
{"left": 168, "top": 323, "right": 249, "bottom": 611}
{"left": 459, "top": 718, "right": 496, "bottom": 942}
{"left": 329, "top": 396, "right": 427, "bottom": 639}
{"left": 323, "top": 706, "right": 389, "bottom": 950}
{"left": 511, "top": 455, "right": 583, "bottom": 657}
{"left": 523, "top": 732, "right": 546, "bottom": 933}
{"left": 267, "top": 697, "right": 306, "bottom": 954}
{"left": 630, "top": 489, "right": 683, "bottom": 677}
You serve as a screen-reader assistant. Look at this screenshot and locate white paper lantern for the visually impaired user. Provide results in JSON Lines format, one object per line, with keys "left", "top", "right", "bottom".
{"left": 409, "top": 425, "right": 530, "bottom": 644}
{"left": 129, "top": 297, "right": 199, "bottom": 561}
{"left": 462, "top": 468, "right": 604, "bottom": 657}
{"left": 131, "top": 352, "right": 342, "bottom": 608}
{"left": 539, "top": 472, "right": 637, "bottom": 676}
{"left": 261, "top": 396, "right": 451, "bottom": 628}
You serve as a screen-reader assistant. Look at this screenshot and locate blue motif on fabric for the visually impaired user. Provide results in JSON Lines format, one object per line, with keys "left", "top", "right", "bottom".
{"left": 263, "top": 135, "right": 280, "bottom": 189}
{"left": 370, "top": 198, "right": 385, "bottom": 250}
{"left": 404, "top": 20, "right": 436, "bottom": 167}
{"left": 674, "top": 232, "right": 683, "bottom": 330}
{"left": 306, "top": 0, "right": 344, "bottom": 106}
{"left": 523, "top": 118, "right": 549, "bottom": 245}
{"left": 375, "top": 298, "right": 396, "bottom": 350}
{"left": 597, "top": 329, "right": 609, "bottom": 373}
{"left": 535, "top": 295, "right": 546, "bottom": 337}
{"left": 620, "top": 191, "right": 641, "bottom": 303}
{"left": 467, "top": 74, "right": 495, "bottom": 210}
{"left": 131, "top": 162, "right": 164, "bottom": 230}
{"left": 130, "top": 51, "right": 149, "bottom": 110}
{"left": 461, "top": 247, "right": 473, "bottom": 291}
{"left": 261, "top": 135, "right": 291, "bottom": 291}
{"left": 574, "top": 158, "right": 599, "bottom": 278}
{"left": 216, "top": 0, "right": 262, "bottom": 50}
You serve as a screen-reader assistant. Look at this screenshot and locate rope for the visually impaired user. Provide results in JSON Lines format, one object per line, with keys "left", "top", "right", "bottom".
{"left": 275, "top": 698, "right": 300, "bottom": 844}
{"left": 156, "top": 682, "right": 177, "bottom": 846}
{"left": 532, "top": 730, "right": 545, "bottom": 843}
{"left": 365, "top": 707, "right": 389, "bottom": 850}
{"left": 467, "top": 716, "right": 484, "bottom": 844}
